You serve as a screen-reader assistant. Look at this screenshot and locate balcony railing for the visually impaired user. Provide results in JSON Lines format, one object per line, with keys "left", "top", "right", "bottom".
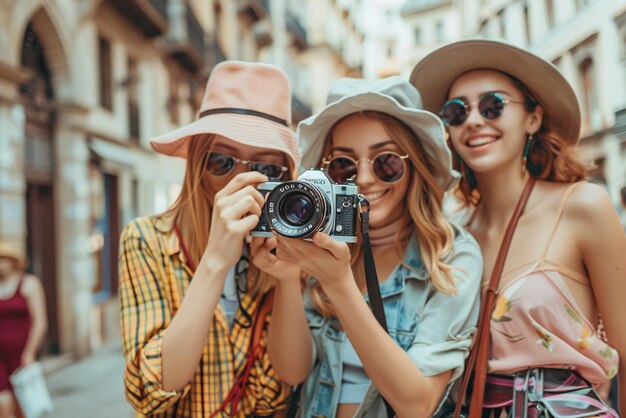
{"left": 286, "top": 11, "right": 307, "bottom": 49}
{"left": 166, "top": 4, "right": 206, "bottom": 73}
{"left": 106, "top": 0, "right": 169, "bottom": 37}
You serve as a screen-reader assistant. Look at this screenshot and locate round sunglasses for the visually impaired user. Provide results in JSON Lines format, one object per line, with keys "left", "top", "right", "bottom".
{"left": 206, "top": 151, "right": 288, "bottom": 179}
{"left": 439, "top": 92, "right": 532, "bottom": 127}
{"left": 322, "top": 151, "right": 409, "bottom": 184}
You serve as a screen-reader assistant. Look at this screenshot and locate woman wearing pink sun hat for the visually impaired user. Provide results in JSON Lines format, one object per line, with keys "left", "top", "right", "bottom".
{"left": 411, "top": 38, "right": 625, "bottom": 417}
{"left": 119, "top": 61, "right": 300, "bottom": 417}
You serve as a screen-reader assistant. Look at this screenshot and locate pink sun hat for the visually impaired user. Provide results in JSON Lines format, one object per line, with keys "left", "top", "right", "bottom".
{"left": 150, "top": 61, "right": 301, "bottom": 169}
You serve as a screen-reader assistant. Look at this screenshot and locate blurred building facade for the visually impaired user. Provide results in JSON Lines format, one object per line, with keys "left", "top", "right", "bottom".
{"left": 0, "top": 0, "right": 363, "bottom": 360}
{"left": 399, "top": 0, "right": 626, "bottom": 208}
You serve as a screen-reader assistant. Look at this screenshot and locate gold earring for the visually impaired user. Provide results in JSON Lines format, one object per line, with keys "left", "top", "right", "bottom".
{"left": 522, "top": 134, "right": 533, "bottom": 175}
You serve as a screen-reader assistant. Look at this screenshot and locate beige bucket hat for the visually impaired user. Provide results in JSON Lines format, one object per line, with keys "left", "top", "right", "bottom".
{"left": 298, "top": 76, "right": 458, "bottom": 191}
{"left": 0, "top": 241, "right": 25, "bottom": 271}
{"left": 410, "top": 38, "right": 581, "bottom": 144}
{"left": 150, "top": 61, "right": 301, "bottom": 169}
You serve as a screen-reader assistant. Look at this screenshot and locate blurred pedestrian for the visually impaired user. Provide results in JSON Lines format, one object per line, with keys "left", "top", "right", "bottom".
{"left": 0, "top": 241, "right": 48, "bottom": 418}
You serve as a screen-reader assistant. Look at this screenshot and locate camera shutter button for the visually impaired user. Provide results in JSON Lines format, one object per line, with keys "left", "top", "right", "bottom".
{"left": 335, "top": 225, "right": 343, "bottom": 232}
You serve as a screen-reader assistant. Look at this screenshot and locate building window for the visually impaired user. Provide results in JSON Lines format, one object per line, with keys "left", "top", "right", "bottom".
{"left": 127, "top": 57, "right": 140, "bottom": 140}
{"left": 575, "top": 0, "right": 590, "bottom": 10}
{"left": 414, "top": 27, "right": 421, "bottom": 45}
{"left": 478, "top": 19, "right": 488, "bottom": 36}
{"left": 524, "top": 5, "right": 531, "bottom": 45}
{"left": 387, "top": 40, "right": 394, "bottom": 58}
{"left": 434, "top": 21, "right": 444, "bottom": 43}
{"left": 588, "top": 157, "right": 606, "bottom": 185}
{"left": 168, "top": 77, "right": 180, "bottom": 125}
{"left": 98, "top": 36, "right": 112, "bottom": 110}
{"left": 546, "top": 0, "right": 555, "bottom": 27}
{"left": 579, "top": 57, "right": 597, "bottom": 130}
{"left": 497, "top": 9, "right": 505, "bottom": 38}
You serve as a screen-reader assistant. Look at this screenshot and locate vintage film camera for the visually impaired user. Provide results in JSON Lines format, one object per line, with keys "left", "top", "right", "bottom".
{"left": 251, "top": 169, "right": 359, "bottom": 242}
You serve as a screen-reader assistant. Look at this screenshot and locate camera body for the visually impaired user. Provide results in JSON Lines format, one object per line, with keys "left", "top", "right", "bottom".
{"left": 251, "top": 169, "right": 359, "bottom": 242}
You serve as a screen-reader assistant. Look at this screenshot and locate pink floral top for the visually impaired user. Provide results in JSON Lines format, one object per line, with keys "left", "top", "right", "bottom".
{"left": 488, "top": 183, "right": 619, "bottom": 384}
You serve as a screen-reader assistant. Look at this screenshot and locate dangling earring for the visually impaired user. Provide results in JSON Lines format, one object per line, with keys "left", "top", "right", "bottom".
{"left": 458, "top": 157, "right": 477, "bottom": 189}
{"left": 522, "top": 134, "right": 534, "bottom": 175}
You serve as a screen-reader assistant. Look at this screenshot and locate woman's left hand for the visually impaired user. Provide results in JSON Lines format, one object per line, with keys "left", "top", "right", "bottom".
{"left": 276, "top": 232, "right": 353, "bottom": 292}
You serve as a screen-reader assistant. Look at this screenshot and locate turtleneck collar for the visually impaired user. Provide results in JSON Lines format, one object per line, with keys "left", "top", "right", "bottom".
{"left": 368, "top": 216, "right": 412, "bottom": 248}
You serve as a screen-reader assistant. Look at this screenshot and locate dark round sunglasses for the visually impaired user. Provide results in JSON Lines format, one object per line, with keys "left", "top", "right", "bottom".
{"left": 323, "top": 151, "right": 409, "bottom": 184}
{"left": 206, "top": 151, "right": 288, "bottom": 179}
{"left": 439, "top": 92, "right": 533, "bottom": 127}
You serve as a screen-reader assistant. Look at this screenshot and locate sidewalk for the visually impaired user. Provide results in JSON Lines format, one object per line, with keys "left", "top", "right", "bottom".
{"left": 45, "top": 341, "right": 134, "bottom": 418}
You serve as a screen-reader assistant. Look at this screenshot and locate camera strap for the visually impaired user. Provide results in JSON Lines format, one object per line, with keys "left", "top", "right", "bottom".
{"left": 285, "top": 197, "right": 395, "bottom": 418}
{"left": 358, "top": 196, "right": 395, "bottom": 418}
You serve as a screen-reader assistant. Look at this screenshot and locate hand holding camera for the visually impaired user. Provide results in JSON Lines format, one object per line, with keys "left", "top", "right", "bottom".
{"left": 249, "top": 236, "right": 301, "bottom": 282}
{"left": 251, "top": 169, "right": 359, "bottom": 242}
{"left": 203, "top": 171, "right": 268, "bottom": 273}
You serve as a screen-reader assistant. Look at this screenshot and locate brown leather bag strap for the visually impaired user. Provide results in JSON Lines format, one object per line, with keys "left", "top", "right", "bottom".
{"left": 454, "top": 178, "right": 536, "bottom": 418}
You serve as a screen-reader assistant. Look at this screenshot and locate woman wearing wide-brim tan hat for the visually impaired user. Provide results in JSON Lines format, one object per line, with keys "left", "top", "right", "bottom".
{"left": 411, "top": 38, "right": 625, "bottom": 417}
{"left": 0, "top": 241, "right": 48, "bottom": 418}
{"left": 119, "top": 60, "right": 301, "bottom": 417}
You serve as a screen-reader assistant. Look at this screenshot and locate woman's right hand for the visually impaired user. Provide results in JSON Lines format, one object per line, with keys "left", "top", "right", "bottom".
{"left": 203, "top": 171, "right": 268, "bottom": 272}
{"left": 250, "top": 235, "right": 301, "bottom": 282}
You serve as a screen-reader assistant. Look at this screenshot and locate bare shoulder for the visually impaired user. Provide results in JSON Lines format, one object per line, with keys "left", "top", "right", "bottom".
{"left": 564, "top": 182, "right": 615, "bottom": 221}
{"left": 20, "top": 273, "right": 44, "bottom": 297}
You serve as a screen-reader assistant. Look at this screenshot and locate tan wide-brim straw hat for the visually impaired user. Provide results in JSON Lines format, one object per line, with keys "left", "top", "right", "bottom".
{"left": 298, "top": 76, "right": 459, "bottom": 191}
{"left": 0, "top": 241, "right": 25, "bottom": 271}
{"left": 150, "top": 61, "right": 301, "bottom": 169}
{"left": 410, "top": 38, "right": 581, "bottom": 144}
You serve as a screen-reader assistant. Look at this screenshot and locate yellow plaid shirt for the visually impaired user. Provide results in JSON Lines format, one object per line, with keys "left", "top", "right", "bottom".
{"left": 119, "top": 216, "right": 289, "bottom": 417}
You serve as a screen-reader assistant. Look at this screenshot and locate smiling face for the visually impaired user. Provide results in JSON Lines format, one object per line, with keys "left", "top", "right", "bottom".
{"left": 329, "top": 113, "right": 410, "bottom": 228}
{"left": 446, "top": 70, "right": 542, "bottom": 176}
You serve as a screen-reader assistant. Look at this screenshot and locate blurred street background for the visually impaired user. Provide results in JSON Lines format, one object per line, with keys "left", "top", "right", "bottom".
{"left": 0, "top": 0, "right": 625, "bottom": 415}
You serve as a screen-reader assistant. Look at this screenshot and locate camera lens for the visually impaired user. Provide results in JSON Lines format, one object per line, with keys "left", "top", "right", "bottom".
{"left": 264, "top": 180, "right": 329, "bottom": 238}
{"left": 281, "top": 194, "right": 314, "bottom": 226}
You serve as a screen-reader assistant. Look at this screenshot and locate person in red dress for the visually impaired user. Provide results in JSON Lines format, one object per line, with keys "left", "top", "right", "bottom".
{"left": 0, "top": 242, "right": 47, "bottom": 418}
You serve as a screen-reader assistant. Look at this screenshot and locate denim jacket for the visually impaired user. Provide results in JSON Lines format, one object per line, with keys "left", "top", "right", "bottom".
{"left": 298, "top": 225, "right": 483, "bottom": 418}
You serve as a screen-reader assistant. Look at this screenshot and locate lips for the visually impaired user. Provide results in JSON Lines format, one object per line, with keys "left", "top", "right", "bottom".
{"left": 363, "top": 190, "right": 388, "bottom": 202}
{"left": 467, "top": 136, "right": 498, "bottom": 148}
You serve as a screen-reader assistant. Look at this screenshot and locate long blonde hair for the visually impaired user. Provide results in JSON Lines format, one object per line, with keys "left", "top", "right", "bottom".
{"left": 453, "top": 73, "right": 589, "bottom": 207}
{"left": 160, "top": 134, "right": 294, "bottom": 296}
{"left": 311, "top": 111, "right": 459, "bottom": 317}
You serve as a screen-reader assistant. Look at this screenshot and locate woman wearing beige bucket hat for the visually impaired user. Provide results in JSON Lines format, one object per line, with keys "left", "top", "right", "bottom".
{"left": 250, "top": 76, "right": 483, "bottom": 418}
{"left": 118, "top": 61, "right": 301, "bottom": 417}
{"left": 411, "top": 38, "right": 625, "bottom": 417}
{"left": 0, "top": 242, "right": 48, "bottom": 418}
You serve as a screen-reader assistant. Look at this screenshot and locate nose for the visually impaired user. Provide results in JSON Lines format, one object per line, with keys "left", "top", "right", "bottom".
{"left": 464, "top": 103, "right": 485, "bottom": 129}
{"left": 355, "top": 160, "right": 376, "bottom": 188}
{"left": 230, "top": 161, "right": 249, "bottom": 176}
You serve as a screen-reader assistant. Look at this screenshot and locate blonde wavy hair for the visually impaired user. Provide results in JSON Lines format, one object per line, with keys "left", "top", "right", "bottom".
{"left": 453, "top": 73, "right": 589, "bottom": 207}
{"left": 160, "top": 134, "right": 295, "bottom": 296}
{"left": 310, "top": 111, "right": 459, "bottom": 317}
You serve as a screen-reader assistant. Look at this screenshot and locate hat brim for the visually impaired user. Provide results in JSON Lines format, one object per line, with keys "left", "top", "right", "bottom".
{"left": 297, "top": 92, "right": 459, "bottom": 191}
{"left": 150, "top": 113, "right": 301, "bottom": 169}
{"left": 0, "top": 248, "right": 25, "bottom": 271}
{"left": 410, "top": 39, "right": 581, "bottom": 144}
